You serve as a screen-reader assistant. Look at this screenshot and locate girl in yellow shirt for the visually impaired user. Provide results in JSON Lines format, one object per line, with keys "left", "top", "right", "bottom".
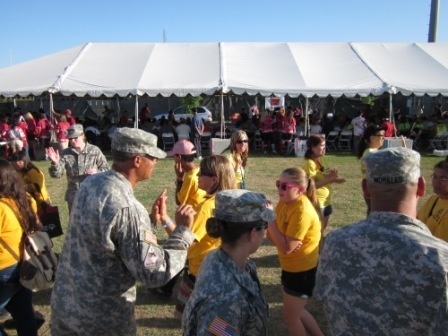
{"left": 267, "top": 167, "right": 324, "bottom": 336}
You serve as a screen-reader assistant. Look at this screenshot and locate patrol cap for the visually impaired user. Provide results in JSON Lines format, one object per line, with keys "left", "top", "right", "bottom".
{"left": 167, "top": 140, "right": 196, "bottom": 157}
{"left": 364, "top": 147, "right": 420, "bottom": 184}
{"left": 112, "top": 127, "right": 166, "bottom": 159}
{"left": 213, "top": 189, "right": 276, "bottom": 227}
{"left": 67, "top": 124, "right": 84, "bottom": 139}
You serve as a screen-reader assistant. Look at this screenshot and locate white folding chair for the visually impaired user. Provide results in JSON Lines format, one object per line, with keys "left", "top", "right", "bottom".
{"left": 161, "top": 132, "right": 175, "bottom": 151}
{"left": 326, "top": 131, "right": 339, "bottom": 151}
{"left": 338, "top": 131, "right": 353, "bottom": 151}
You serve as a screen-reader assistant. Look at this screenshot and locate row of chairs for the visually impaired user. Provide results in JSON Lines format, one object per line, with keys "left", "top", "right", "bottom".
{"left": 428, "top": 131, "right": 448, "bottom": 150}
{"left": 326, "top": 131, "right": 353, "bottom": 151}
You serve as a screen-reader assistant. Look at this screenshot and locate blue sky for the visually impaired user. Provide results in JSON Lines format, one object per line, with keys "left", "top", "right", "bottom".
{"left": 1, "top": 0, "right": 446, "bottom": 69}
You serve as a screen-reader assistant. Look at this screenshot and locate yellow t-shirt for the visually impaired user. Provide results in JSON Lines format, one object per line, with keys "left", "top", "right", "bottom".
{"left": 187, "top": 196, "right": 220, "bottom": 276}
{"left": 177, "top": 167, "right": 206, "bottom": 209}
{"left": 417, "top": 195, "right": 448, "bottom": 242}
{"left": 0, "top": 198, "right": 25, "bottom": 269}
{"left": 274, "top": 195, "right": 321, "bottom": 272}
{"left": 360, "top": 147, "right": 379, "bottom": 179}
{"left": 225, "top": 151, "right": 245, "bottom": 189}
{"left": 302, "top": 157, "right": 332, "bottom": 208}
{"left": 21, "top": 167, "right": 51, "bottom": 207}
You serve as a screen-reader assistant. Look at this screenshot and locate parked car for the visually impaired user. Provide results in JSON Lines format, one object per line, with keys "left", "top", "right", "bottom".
{"left": 154, "top": 106, "right": 213, "bottom": 122}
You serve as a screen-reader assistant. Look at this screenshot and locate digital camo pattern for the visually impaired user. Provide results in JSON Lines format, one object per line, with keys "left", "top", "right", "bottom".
{"left": 111, "top": 127, "right": 167, "bottom": 159}
{"left": 315, "top": 211, "right": 448, "bottom": 335}
{"left": 364, "top": 147, "right": 421, "bottom": 184}
{"left": 48, "top": 143, "right": 109, "bottom": 206}
{"left": 183, "top": 249, "right": 268, "bottom": 336}
{"left": 51, "top": 170, "right": 195, "bottom": 336}
{"left": 213, "top": 189, "right": 276, "bottom": 223}
{"left": 67, "top": 124, "right": 84, "bottom": 138}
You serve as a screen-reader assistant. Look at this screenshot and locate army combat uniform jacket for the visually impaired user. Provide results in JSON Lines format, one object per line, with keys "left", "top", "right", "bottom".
{"left": 315, "top": 211, "right": 448, "bottom": 335}
{"left": 183, "top": 248, "right": 268, "bottom": 336}
{"left": 48, "top": 143, "right": 109, "bottom": 207}
{"left": 51, "top": 170, "right": 195, "bottom": 335}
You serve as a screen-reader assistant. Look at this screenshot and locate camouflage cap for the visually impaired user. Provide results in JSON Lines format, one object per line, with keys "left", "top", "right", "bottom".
{"left": 67, "top": 124, "right": 84, "bottom": 139}
{"left": 111, "top": 127, "right": 167, "bottom": 159}
{"left": 364, "top": 147, "right": 420, "bottom": 184}
{"left": 213, "top": 189, "right": 276, "bottom": 226}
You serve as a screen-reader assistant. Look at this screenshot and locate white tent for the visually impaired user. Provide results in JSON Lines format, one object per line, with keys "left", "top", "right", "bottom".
{"left": 1, "top": 42, "right": 448, "bottom": 99}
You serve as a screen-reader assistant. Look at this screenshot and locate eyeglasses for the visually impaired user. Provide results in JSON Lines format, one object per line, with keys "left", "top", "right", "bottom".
{"left": 254, "top": 224, "right": 268, "bottom": 231}
{"left": 275, "top": 180, "right": 299, "bottom": 191}
{"left": 198, "top": 170, "right": 214, "bottom": 177}
{"left": 431, "top": 173, "right": 448, "bottom": 182}
{"left": 236, "top": 139, "right": 249, "bottom": 144}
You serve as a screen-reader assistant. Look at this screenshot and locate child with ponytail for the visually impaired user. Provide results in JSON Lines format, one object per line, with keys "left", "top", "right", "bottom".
{"left": 267, "top": 167, "right": 324, "bottom": 336}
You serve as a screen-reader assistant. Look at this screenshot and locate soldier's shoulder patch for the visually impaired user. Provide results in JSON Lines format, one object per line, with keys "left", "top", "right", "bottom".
{"left": 207, "top": 316, "right": 237, "bottom": 336}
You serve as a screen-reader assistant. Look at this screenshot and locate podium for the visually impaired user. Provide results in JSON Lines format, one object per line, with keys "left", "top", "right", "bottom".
{"left": 210, "top": 138, "right": 230, "bottom": 155}
{"left": 381, "top": 137, "right": 413, "bottom": 149}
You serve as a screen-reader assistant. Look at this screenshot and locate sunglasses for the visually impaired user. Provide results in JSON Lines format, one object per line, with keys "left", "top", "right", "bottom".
{"left": 275, "top": 180, "right": 299, "bottom": 191}
{"left": 236, "top": 139, "right": 249, "bottom": 144}
{"left": 198, "top": 170, "right": 214, "bottom": 177}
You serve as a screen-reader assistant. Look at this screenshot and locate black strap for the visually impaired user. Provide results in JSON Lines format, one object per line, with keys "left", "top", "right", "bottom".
{"left": 428, "top": 196, "right": 440, "bottom": 218}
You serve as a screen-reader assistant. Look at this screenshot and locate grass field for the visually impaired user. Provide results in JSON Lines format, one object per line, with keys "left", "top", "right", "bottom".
{"left": 13, "top": 149, "right": 442, "bottom": 336}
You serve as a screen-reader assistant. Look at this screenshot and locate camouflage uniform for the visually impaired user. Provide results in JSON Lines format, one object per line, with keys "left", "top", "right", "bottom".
{"left": 48, "top": 143, "right": 109, "bottom": 209}
{"left": 315, "top": 147, "right": 448, "bottom": 335}
{"left": 182, "top": 248, "right": 268, "bottom": 336}
{"left": 51, "top": 128, "right": 195, "bottom": 336}
{"left": 183, "top": 189, "right": 275, "bottom": 336}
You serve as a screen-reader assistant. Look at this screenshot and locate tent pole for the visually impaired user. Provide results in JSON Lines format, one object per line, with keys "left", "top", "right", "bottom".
{"left": 134, "top": 95, "right": 139, "bottom": 128}
{"left": 220, "top": 91, "right": 224, "bottom": 137}
{"left": 305, "top": 97, "right": 309, "bottom": 137}
{"left": 389, "top": 94, "right": 393, "bottom": 121}
{"left": 50, "top": 94, "right": 54, "bottom": 122}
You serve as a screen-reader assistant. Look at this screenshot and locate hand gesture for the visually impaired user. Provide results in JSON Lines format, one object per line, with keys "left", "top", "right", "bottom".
{"left": 151, "top": 189, "right": 168, "bottom": 224}
{"left": 174, "top": 160, "right": 184, "bottom": 180}
{"left": 46, "top": 147, "right": 59, "bottom": 164}
{"left": 175, "top": 204, "right": 196, "bottom": 230}
{"left": 85, "top": 167, "right": 98, "bottom": 175}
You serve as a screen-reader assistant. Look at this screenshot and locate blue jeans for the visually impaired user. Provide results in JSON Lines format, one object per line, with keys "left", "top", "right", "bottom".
{"left": 0, "top": 263, "right": 37, "bottom": 336}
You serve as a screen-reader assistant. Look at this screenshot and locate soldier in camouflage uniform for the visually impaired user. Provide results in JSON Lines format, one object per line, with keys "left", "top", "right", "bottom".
{"left": 50, "top": 127, "right": 195, "bottom": 336}
{"left": 47, "top": 124, "right": 109, "bottom": 213}
{"left": 315, "top": 147, "right": 448, "bottom": 335}
{"left": 183, "top": 189, "right": 275, "bottom": 336}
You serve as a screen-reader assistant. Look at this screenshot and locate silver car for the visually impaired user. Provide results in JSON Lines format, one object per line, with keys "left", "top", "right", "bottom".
{"left": 155, "top": 106, "right": 213, "bottom": 122}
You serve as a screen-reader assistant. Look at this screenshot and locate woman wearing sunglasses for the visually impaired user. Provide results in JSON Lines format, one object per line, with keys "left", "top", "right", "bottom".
{"left": 171, "top": 155, "right": 236, "bottom": 316}
{"left": 302, "top": 135, "right": 345, "bottom": 231}
{"left": 357, "top": 124, "right": 386, "bottom": 215}
{"left": 417, "top": 160, "right": 448, "bottom": 242}
{"left": 225, "top": 130, "right": 249, "bottom": 189}
{"left": 267, "top": 167, "right": 324, "bottom": 336}
{"left": 183, "top": 189, "right": 274, "bottom": 336}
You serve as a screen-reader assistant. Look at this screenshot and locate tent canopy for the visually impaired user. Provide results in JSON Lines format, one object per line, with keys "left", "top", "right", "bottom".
{"left": 1, "top": 42, "right": 448, "bottom": 98}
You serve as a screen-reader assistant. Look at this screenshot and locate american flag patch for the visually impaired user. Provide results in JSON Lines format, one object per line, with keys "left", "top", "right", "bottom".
{"left": 144, "top": 230, "right": 157, "bottom": 246}
{"left": 207, "top": 317, "right": 237, "bottom": 336}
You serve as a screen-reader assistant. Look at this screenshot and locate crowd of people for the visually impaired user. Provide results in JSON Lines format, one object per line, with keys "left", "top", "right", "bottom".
{"left": 0, "top": 104, "right": 448, "bottom": 335}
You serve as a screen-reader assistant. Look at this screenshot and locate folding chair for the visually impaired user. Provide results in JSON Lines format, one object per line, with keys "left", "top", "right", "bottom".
{"left": 428, "top": 131, "right": 448, "bottom": 150}
{"left": 201, "top": 132, "right": 212, "bottom": 153}
{"left": 326, "top": 131, "right": 339, "bottom": 151}
{"left": 338, "top": 131, "right": 353, "bottom": 151}
{"left": 253, "top": 130, "right": 263, "bottom": 151}
{"left": 161, "top": 133, "right": 175, "bottom": 151}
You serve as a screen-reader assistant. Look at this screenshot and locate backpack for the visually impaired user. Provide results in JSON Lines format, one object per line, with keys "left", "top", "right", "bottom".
{"left": 20, "top": 231, "right": 58, "bottom": 292}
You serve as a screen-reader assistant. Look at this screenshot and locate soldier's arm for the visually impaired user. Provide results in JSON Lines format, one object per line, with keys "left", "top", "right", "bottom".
{"left": 48, "top": 155, "right": 66, "bottom": 178}
{"left": 112, "top": 207, "right": 194, "bottom": 288}
{"left": 190, "top": 293, "right": 245, "bottom": 336}
{"left": 94, "top": 148, "right": 110, "bottom": 172}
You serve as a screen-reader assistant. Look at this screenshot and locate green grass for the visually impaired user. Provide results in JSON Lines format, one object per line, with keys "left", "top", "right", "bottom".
{"left": 20, "top": 150, "right": 442, "bottom": 335}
